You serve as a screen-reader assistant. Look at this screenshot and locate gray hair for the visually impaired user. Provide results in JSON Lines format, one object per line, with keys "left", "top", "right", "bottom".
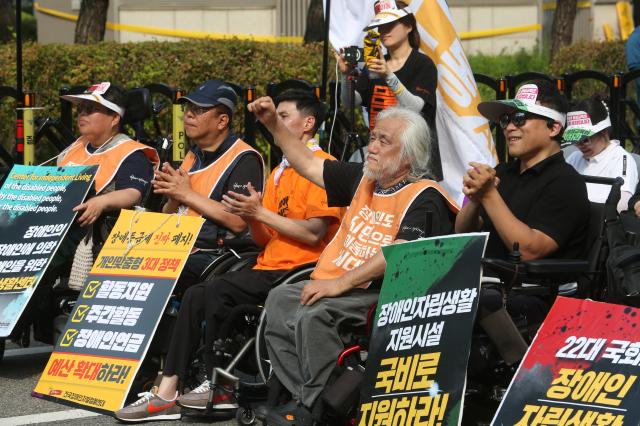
{"left": 376, "top": 107, "right": 432, "bottom": 182}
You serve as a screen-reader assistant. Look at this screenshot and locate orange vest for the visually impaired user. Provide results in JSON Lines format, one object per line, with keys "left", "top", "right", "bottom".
{"left": 311, "top": 177, "right": 459, "bottom": 281}
{"left": 59, "top": 136, "right": 159, "bottom": 194}
{"left": 179, "top": 139, "right": 262, "bottom": 217}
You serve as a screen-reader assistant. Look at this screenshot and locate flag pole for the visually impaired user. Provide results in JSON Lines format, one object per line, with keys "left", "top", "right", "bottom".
{"left": 15, "top": 0, "right": 24, "bottom": 165}
{"left": 320, "top": 0, "right": 331, "bottom": 101}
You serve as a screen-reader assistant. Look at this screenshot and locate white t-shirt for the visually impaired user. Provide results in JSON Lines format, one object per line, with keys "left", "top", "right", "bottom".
{"left": 566, "top": 140, "right": 638, "bottom": 204}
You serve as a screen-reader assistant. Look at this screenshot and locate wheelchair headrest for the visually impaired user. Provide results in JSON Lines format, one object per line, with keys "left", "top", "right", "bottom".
{"left": 123, "top": 88, "right": 152, "bottom": 126}
{"left": 267, "top": 79, "right": 317, "bottom": 99}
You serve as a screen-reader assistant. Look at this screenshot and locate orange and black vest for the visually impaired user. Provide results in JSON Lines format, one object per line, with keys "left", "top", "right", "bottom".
{"left": 59, "top": 135, "right": 159, "bottom": 194}
{"left": 179, "top": 138, "right": 263, "bottom": 249}
{"left": 311, "top": 177, "right": 459, "bottom": 283}
{"left": 369, "top": 85, "right": 398, "bottom": 130}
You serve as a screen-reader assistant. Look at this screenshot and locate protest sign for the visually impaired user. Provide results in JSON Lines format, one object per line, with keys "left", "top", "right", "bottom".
{"left": 0, "top": 164, "right": 96, "bottom": 337}
{"left": 34, "top": 209, "right": 203, "bottom": 413}
{"left": 492, "top": 296, "right": 640, "bottom": 425}
{"left": 359, "top": 233, "right": 488, "bottom": 426}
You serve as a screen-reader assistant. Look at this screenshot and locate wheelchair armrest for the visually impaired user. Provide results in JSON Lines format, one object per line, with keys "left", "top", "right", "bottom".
{"left": 524, "top": 259, "right": 589, "bottom": 279}
{"left": 481, "top": 257, "right": 589, "bottom": 286}
{"left": 223, "top": 238, "right": 259, "bottom": 252}
{"left": 481, "top": 258, "right": 528, "bottom": 278}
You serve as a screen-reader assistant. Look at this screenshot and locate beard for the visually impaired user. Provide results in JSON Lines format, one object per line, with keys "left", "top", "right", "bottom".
{"left": 363, "top": 153, "right": 403, "bottom": 183}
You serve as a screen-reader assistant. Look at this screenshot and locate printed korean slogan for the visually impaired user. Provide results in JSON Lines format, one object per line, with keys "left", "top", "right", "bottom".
{"left": 0, "top": 165, "right": 96, "bottom": 337}
{"left": 359, "top": 233, "right": 488, "bottom": 426}
{"left": 492, "top": 296, "right": 640, "bottom": 425}
{"left": 34, "top": 209, "right": 203, "bottom": 413}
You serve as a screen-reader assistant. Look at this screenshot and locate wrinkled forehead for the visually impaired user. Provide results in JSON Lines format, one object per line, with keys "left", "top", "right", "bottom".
{"left": 372, "top": 117, "right": 404, "bottom": 141}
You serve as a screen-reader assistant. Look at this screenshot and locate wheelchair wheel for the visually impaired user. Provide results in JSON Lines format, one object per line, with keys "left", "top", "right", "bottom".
{"left": 255, "top": 309, "right": 271, "bottom": 384}
{"left": 254, "top": 263, "right": 316, "bottom": 384}
{"left": 236, "top": 407, "right": 257, "bottom": 425}
{"left": 200, "top": 251, "right": 259, "bottom": 282}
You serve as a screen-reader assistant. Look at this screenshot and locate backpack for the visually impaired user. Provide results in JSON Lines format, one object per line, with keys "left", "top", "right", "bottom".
{"left": 605, "top": 212, "right": 640, "bottom": 306}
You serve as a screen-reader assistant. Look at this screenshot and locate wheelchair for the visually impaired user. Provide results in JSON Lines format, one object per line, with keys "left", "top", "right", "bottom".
{"left": 249, "top": 176, "right": 623, "bottom": 426}
{"left": 0, "top": 85, "right": 172, "bottom": 361}
{"left": 247, "top": 268, "right": 378, "bottom": 426}
{"left": 166, "top": 259, "right": 317, "bottom": 425}
{"left": 462, "top": 175, "right": 623, "bottom": 425}
{"left": 125, "top": 236, "right": 262, "bottom": 403}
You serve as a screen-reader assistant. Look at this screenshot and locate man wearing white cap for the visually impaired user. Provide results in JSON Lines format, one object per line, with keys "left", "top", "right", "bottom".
{"left": 456, "top": 79, "right": 590, "bottom": 326}
{"left": 563, "top": 96, "right": 637, "bottom": 213}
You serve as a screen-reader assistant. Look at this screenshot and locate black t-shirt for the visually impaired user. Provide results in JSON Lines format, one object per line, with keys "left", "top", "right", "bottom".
{"left": 356, "top": 49, "right": 441, "bottom": 180}
{"left": 482, "top": 152, "right": 590, "bottom": 260}
{"left": 323, "top": 160, "right": 454, "bottom": 240}
{"left": 188, "top": 132, "right": 264, "bottom": 249}
{"left": 357, "top": 49, "right": 437, "bottom": 125}
{"left": 86, "top": 145, "right": 153, "bottom": 195}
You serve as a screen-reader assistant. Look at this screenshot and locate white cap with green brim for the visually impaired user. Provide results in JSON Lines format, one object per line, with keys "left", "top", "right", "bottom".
{"left": 363, "top": 0, "right": 411, "bottom": 31}
{"left": 562, "top": 111, "right": 611, "bottom": 144}
{"left": 478, "top": 83, "right": 566, "bottom": 127}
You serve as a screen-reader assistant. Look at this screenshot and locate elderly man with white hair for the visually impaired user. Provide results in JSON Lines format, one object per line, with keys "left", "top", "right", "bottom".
{"left": 247, "top": 98, "right": 459, "bottom": 426}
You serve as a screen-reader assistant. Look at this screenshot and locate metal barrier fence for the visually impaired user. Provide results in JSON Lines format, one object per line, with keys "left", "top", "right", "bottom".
{"left": 475, "top": 70, "right": 640, "bottom": 161}
{"left": 2, "top": 71, "right": 640, "bottom": 171}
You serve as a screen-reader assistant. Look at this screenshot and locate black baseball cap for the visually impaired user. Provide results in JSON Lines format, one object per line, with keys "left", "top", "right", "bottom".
{"left": 179, "top": 80, "right": 238, "bottom": 114}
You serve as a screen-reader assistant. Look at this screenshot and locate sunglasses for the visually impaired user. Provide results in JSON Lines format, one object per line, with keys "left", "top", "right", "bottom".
{"left": 77, "top": 102, "right": 110, "bottom": 115}
{"left": 185, "top": 103, "right": 216, "bottom": 116}
{"left": 498, "top": 111, "right": 549, "bottom": 129}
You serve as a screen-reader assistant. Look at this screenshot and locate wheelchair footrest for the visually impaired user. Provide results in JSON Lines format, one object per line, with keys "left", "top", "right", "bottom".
{"left": 322, "top": 367, "right": 364, "bottom": 417}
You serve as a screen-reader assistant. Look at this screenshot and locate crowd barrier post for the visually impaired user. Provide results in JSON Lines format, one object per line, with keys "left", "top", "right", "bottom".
{"left": 556, "top": 77, "right": 565, "bottom": 96}
{"left": 243, "top": 86, "right": 257, "bottom": 148}
{"left": 172, "top": 88, "right": 186, "bottom": 163}
{"left": 22, "top": 91, "right": 36, "bottom": 165}
{"left": 612, "top": 73, "right": 623, "bottom": 141}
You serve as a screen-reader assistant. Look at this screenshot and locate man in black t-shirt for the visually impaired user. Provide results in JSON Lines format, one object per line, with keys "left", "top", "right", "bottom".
{"left": 153, "top": 80, "right": 263, "bottom": 293}
{"left": 456, "top": 79, "right": 589, "bottom": 325}
{"left": 248, "top": 98, "right": 458, "bottom": 425}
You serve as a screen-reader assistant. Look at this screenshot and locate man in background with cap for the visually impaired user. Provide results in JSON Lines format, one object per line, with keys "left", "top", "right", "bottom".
{"left": 153, "top": 80, "right": 264, "bottom": 294}
{"left": 456, "top": 79, "right": 589, "bottom": 326}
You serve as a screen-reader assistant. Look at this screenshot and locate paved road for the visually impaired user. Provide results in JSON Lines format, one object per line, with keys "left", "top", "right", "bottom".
{"left": 0, "top": 341, "right": 241, "bottom": 426}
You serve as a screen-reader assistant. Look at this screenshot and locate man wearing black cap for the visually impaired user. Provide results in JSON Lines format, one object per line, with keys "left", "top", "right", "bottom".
{"left": 153, "top": 80, "right": 264, "bottom": 293}
{"left": 456, "top": 79, "right": 589, "bottom": 325}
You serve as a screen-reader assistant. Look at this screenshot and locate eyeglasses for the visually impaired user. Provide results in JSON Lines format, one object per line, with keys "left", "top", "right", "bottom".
{"left": 77, "top": 102, "right": 110, "bottom": 115}
{"left": 184, "top": 103, "right": 216, "bottom": 116}
{"left": 498, "top": 111, "right": 553, "bottom": 129}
